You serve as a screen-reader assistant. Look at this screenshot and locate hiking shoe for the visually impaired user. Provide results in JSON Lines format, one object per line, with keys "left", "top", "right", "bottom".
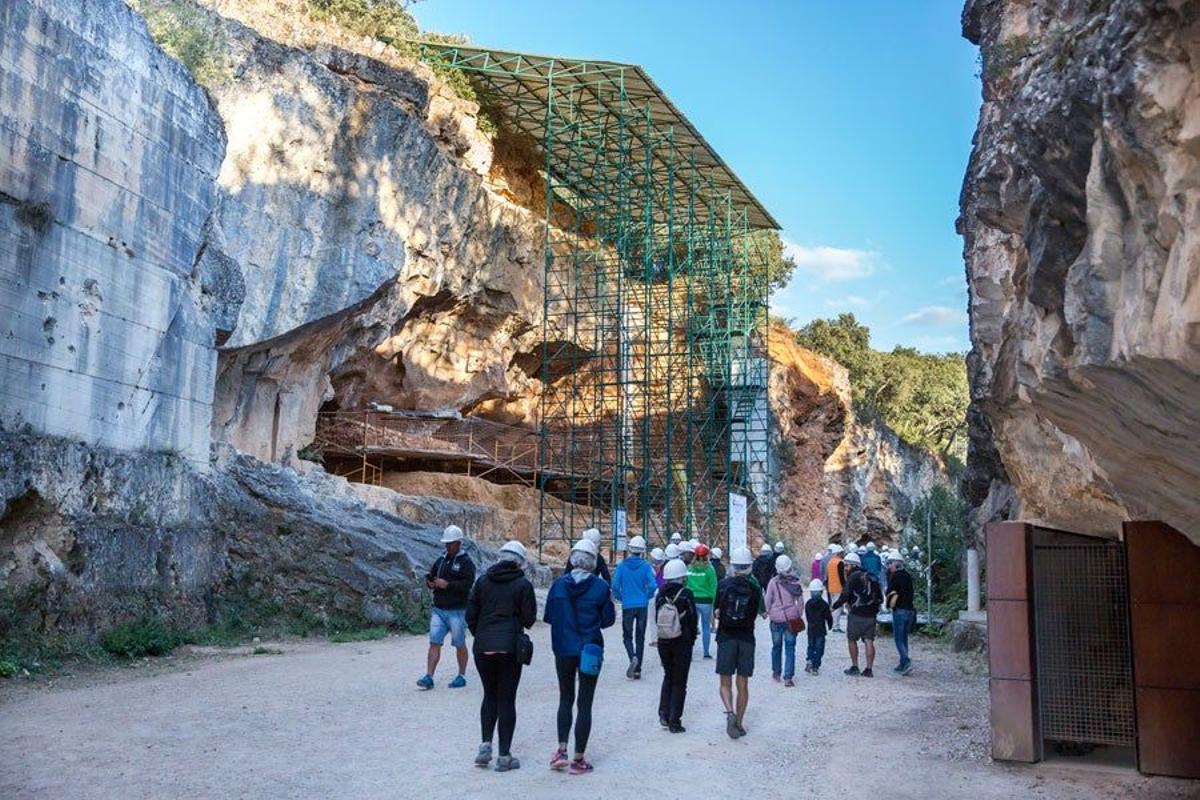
{"left": 416, "top": 674, "right": 434, "bottom": 690}
{"left": 772, "top": 673, "right": 782, "bottom": 683}
{"left": 784, "top": 678, "right": 795, "bottom": 687}
{"left": 901, "top": 662, "right": 913, "bottom": 676}
{"left": 475, "top": 743, "right": 492, "bottom": 767}
{"left": 894, "top": 663, "right": 905, "bottom": 673}
{"left": 812, "top": 667, "right": 820, "bottom": 675}
{"left": 626, "top": 657, "right": 639, "bottom": 679}
{"left": 703, "top": 654, "right": 713, "bottom": 660}
{"left": 659, "top": 715, "right": 670, "bottom": 728}
{"left": 726, "top": 712, "right": 741, "bottom": 740}
{"left": 804, "top": 661, "right": 813, "bottom": 674}
{"left": 633, "top": 670, "right": 641, "bottom": 680}
{"left": 569, "top": 757, "right": 594, "bottom": 775}
{"left": 668, "top": 723, "right": 686, "bottom": 733}
{"left": 549, "top": 748, "right": 569, "bottom": 771}
{"left": 861, "top": 668, "right": 874, "bottom": 678}
{"left": 448, "top": 675, "right": 467, "bottom": 689}
{"left": 844, "top": 665, "right": 860, "bottom": 676}
{"left": 495, "top": 755, "right": 520, "bottom": 772}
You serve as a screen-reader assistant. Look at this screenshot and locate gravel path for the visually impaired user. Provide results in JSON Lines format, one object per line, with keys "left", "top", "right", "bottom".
{"left": 0, "top": 621, "right": 1193, "bottom": 799}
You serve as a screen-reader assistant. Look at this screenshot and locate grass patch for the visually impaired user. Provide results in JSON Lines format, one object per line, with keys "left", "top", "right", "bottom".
{"left": 330, "top": 626, "right": 388, "bottom": 643}
{"left": 130, "top": 0, "right": 231, "bottom": 87}
{"left": 99, "top": 617, "right": 187, "bottom": 659}
{"left": 0, "top": 659, "right": 19, "bottom": 678}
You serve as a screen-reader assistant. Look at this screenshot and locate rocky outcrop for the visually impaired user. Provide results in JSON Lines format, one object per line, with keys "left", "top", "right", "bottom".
{"left": 768, "top": 325, "right": 949, "bottom": 555}
{"left": 960, "top": 0, "right": 1200, "bottom": 544}
{"left": 0, "top": 0, "right": 228, "bottom": 466}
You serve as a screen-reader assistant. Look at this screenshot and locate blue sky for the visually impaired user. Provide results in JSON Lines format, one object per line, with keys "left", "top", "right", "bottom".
{"left": 413, "top": 1, "right": 981, "bottom": 352}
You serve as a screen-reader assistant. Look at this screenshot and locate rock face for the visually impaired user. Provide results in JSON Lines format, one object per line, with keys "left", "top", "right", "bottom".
{"left": 0, "top": 0, "right": 228, "bottom": 466}
{"left": 960, "top": 0, "right": 1200, "bottom": 544}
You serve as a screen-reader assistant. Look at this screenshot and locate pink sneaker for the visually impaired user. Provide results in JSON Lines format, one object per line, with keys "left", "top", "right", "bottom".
{"left": 549, "top": 748, "right": 569, "bottom": 771}
{"left": 569, "top": 757, "right": 594, "bottom": 775}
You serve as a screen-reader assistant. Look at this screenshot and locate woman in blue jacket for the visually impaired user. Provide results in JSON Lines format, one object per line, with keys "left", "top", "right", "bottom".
{"left": 543, "top": 537, "right": 615, "bottom": 775}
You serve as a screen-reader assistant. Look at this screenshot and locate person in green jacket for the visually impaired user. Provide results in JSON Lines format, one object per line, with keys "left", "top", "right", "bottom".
{"left": 688, "top": 544, "right": 719, "bottom": 659}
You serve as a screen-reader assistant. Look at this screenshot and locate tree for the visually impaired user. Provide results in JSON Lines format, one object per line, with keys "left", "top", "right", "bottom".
{"left": 745, "top": 230, "right": 796, "bottom": 292}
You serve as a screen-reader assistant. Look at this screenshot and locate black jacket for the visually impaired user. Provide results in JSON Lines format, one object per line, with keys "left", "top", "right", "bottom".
{"left": 426, "top": 550, "right": 476, "bottom": 610}
{"left": 889, "top": 567, "right": 915, "bottom": 611}
{"left": 712, "top": 560, "right": 726, "bottom": 581}
{"left": 804, "top": 596, "right": 834, "bottom": 637}
{"left": 833, "top": 566, "right": 881, "bottom": 618}
{"left": 654, "top": 582, "right": 699, "bottom": 644}
{"left": 465, "top": 560, "right": 537, "bottom": 656}
{"left": 592, "top": 552, "right": 612, "bottom": 585}
{"left": 751, "top": 554, "right": 775, "bottom": 593}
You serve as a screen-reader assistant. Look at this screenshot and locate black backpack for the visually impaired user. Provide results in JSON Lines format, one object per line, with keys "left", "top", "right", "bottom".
{"left": 852, "top": 571, "right": 882, "bottom": 610}
{"left": 719, "top": 579, "right": 755, "bottom": 630}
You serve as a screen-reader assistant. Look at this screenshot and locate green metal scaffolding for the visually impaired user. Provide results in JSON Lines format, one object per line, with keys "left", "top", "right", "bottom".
{"left": 418, "top": 44, "right": 775, "bottom": 557}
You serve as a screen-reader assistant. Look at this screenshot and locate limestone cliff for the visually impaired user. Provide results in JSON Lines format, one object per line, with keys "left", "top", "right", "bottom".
{"left": 959, "top": 0, "right": 1200, "bottom": 544}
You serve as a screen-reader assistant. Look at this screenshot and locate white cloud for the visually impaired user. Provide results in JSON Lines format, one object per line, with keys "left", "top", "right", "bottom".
{"left": 901, "top": 305, "right": 967, "bottom": 326}
{"left": 783, "top": 240, "right": 878, "bottom": 282}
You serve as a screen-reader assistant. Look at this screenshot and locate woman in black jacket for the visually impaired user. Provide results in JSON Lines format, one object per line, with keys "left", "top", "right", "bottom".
{"left": 655, "top": 557, "right": 699, "bottom": 733}
{"left": 466, "top": 540, "right": 538, "bottom": 772}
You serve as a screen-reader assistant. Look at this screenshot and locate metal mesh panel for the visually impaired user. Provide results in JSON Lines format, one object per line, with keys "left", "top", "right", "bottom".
{"left": 1031, "top": 542, "right": 1135, "bottom": 747}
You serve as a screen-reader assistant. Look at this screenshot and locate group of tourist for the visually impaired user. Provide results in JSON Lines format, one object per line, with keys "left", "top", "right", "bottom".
{"left": 415, "top": 524, "right": 917, "bottom": 775}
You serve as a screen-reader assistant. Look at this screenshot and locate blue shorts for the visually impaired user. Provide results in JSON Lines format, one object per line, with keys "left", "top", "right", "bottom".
{"left": 429, "top": 608, "right": 467, "bottom": 648}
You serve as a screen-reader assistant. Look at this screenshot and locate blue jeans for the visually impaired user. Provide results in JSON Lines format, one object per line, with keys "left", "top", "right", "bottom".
{"left": 696, "top": 603, "right": 713, "bottom": 657}
{"left": 769, "top": 622, "right": 797, "bottom": 679}
{"left": 806, "top": 634, "right": 826, "bottom": 669}
{"left": 429, "top": 608, "right": 467, "bottom": 647}
{"left": 893, "top": 608, "right": 915, "bottom": 667}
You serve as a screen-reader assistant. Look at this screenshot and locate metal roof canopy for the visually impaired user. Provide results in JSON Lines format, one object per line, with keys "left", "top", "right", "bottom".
{"left": 417, "top": 42, "right": 780, "bottom": 231}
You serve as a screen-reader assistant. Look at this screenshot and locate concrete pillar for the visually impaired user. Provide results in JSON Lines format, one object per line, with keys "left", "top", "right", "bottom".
{"left": 967, "top": 547, "right": 981, "bottom": 612}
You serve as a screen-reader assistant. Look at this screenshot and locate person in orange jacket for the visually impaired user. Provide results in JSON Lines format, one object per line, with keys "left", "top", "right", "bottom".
{"left": 825, "top": 544, "right": 845, "bottom": 633}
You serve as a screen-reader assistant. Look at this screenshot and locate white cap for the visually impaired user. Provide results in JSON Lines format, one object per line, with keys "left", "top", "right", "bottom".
{"left": 844, "top": 552, "right": 861, "bottom": 565}
{"left": 830, "top": 544, "right": 844, "bottom": 554}
{"left": 775, "top": 555, "right": 793, "bottom": 574}
{"left": 809, "top": 578, "right": 825, "bottom": 592}
{"left": 730, "top": 547, "right": 754, "bottom": 566}
{"left": 711, "top": 547, "right": 723, "bottom": 559}
{"left": 582, "top": 528, "right": 602, "bottom": 545}
{"left": 679, "top": 540, "right": 696, "bottom": 554}
{"left": 499, "top": 540, "right": 527, "bottom": 559}
{"left": 887, "top": 550, "right": 905, "bottom": 562}
{"left": 760, "top": 544, "right": 772, "bottom": 555}
{"left": 663, "top": 559, "right": 689, "bottom": 581}
{"left": 664, "top": 543, "right": 681, "bottom": 559}
{"left": 866, "top": 542, "right": 877, "bottom": 551}
{"left": 572, "top": 538, "right": 599, "bottom": 556}
{"left": 441, "top": 525, "right": 464, "bottom": 543}
{"left": 774, "top": 541, "right": 785, "bottom": 553}
{"left": 650, "top": 547, "right": 665, "bottom": 561}
{"left": 627, "top": 535, "right": 647, "bottom": 553}
{"left": 670, "top": 532, "right": 682, "bottom": 543}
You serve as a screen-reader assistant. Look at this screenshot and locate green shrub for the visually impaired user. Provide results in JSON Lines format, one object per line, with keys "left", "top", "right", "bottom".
{"left": 99, "top": 617, "right": 184, "bottom": 659}
{"left": 0, "top": 660, "right": 18, "bottom": 678}
{"left": 131, "top": 0, "right": 231, "bottom": 87}
{"left": 984, "top": 34, "right": 1032, "bottom": 83}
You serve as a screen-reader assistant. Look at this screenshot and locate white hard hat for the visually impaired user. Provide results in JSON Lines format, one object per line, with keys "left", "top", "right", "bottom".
{"left": 866, "top": 542, "right": 877, "bottom": 551}
{"left": 887, "top": 549, "right": 905, "bottom": 562}
{"left": 572, "top": 538, "right": 599, "bottom": 556}
{"left": 847, "top": 543, "right": 859, "bottom": 553}
{"left": 650, "top": 547, "right": 666, "bottom": 561}
{"left": 813, "top": 552, "right": 823, "bottom": 561}
{"left": 775, "top": 555, "right": 793, "bottom": 574}
{"left": 809, "top": 578, "right": 825, "bottom": 592}
{"left": 499, "top": 540, "right": 527, "bottom": 560}
{"left": 664, "top": 543, "right": 681, "bottom": 559}
{"left": 711, "top": 547, "right": 723, "bottom": 559}
{"left": 688, "top": 538, "right": 700, "bottom": 550}
{"left": 830, "top": 544, "right": 844, "bottom": 554}
{"left": 670, "top": 532, "right": 683, "bottom": 543}
{"left": 662, "top": 559, "right": 689, "bottom": 581}
{"left": 774, "top": 541, "right": 785, "bottom": 553}
{"left": 582, "top": 528, "right": 602, "bottom": 545}
{"left": 730, "top": 547, "right": 754, "bottom": 566}
{"left": 679, "top": 540, "right": 696, "bottom": 554}
{"left": 844, "top": 552, "right": 861, "bottom": 565}
{"left": 760, "top": 544, "right": 772, "bottom": 555}
{"left": 627, "top": 535, "right": 647, "bottom": 553}
{"left": 441, "top": 525, "right": 464, "bottom": 543}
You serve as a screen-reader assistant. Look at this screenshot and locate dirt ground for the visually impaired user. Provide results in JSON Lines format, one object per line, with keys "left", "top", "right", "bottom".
{"left": 0, "top": 621, "right": 1194, "bottom": 800}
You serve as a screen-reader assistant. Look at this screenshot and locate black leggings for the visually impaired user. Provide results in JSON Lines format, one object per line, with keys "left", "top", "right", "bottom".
{"left": 555, "top": 655, "right": 598, "bottom": 754}
{"left": 476, "top": 653, "right": 522, "bottom": 756}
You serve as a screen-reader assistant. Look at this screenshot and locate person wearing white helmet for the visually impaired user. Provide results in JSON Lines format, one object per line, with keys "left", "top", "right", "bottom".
{"left": 544, "top": 538, "right": 615, "bottom": 774}
{"left": 678, "top": 539, "right": 696, "bottom": 565}
{"left": 860, "top": 540, "right": 884, "bottom": 591}
{"left": 611, "top": 535, "right": 656, "bottom": 679}
{"left": 886, "top": 549, "right": 916, "bottom": 675}
{"left": 765, "top": 555, "right": 805, "bottom": 686}
{"left": 803, "top": 577, "right": 833, "bottom": 674}
{"left": 670, "top": 532, "right": 683, "bottom": 545}
{"left": 710, "top": 546, "right": 726, "bottom": 581}
{"left": 654, "top": 558, "right": 698, "bottom": 733}
{"left": 714, "top": 547, "right": 763, "bottom": 740}
{"left": 752, "top": 543, "right": 777, "bottom": 595}
{"left": 581, "top": 528, "right": 612, "bottom": 585}
{"left": 832, "top": 551, "right": 882, "bottom": 677}
{"left": 810, "top": 551, "right": 824, "bottom": 583}
{"left": 774, "top": 541, "right": 786, "bottom": 555}
{"left": 466, "top": 540, "right": 537, "bottom": 771}
{"left": 649, "top": 547, "right": 666, "bottom": 583}
{"left": 418, "top": 524, "right": 477, "bottom": 690}
{"left": 826, "top": 544, "right": 846, "bottom": 633}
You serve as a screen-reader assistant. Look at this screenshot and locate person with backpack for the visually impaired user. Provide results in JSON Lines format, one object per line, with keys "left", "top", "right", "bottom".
{"left": 886, "top": 549, "right": 915, "bottom": 675}
{"left": 418, "top": 525, "right": 477, "bottom": 690}
{"left": 466, "top": 540, "right": 538, "bottom": 772}
{"left": 687, "top": 543, "right": 719, "bottom": 660}
{"left": 543, "top": 537, "right": 615, "bottom": 775}
{"left": 611, "top": 535, "right": 657, "bottom": 679}
{"left": 714, "top": 547, "right": 763, "bottom": 739}
{"left": 765, "top": 555, "right": 806, "bottom": 687}
{"left": 654, "top": 558, "right": 698, "bottom": 733}
{"left": 804, "top": 578, "right": 833, "bottom": 674}
{"left": 832, "top": 551, "right": 882, "bottom": 677}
